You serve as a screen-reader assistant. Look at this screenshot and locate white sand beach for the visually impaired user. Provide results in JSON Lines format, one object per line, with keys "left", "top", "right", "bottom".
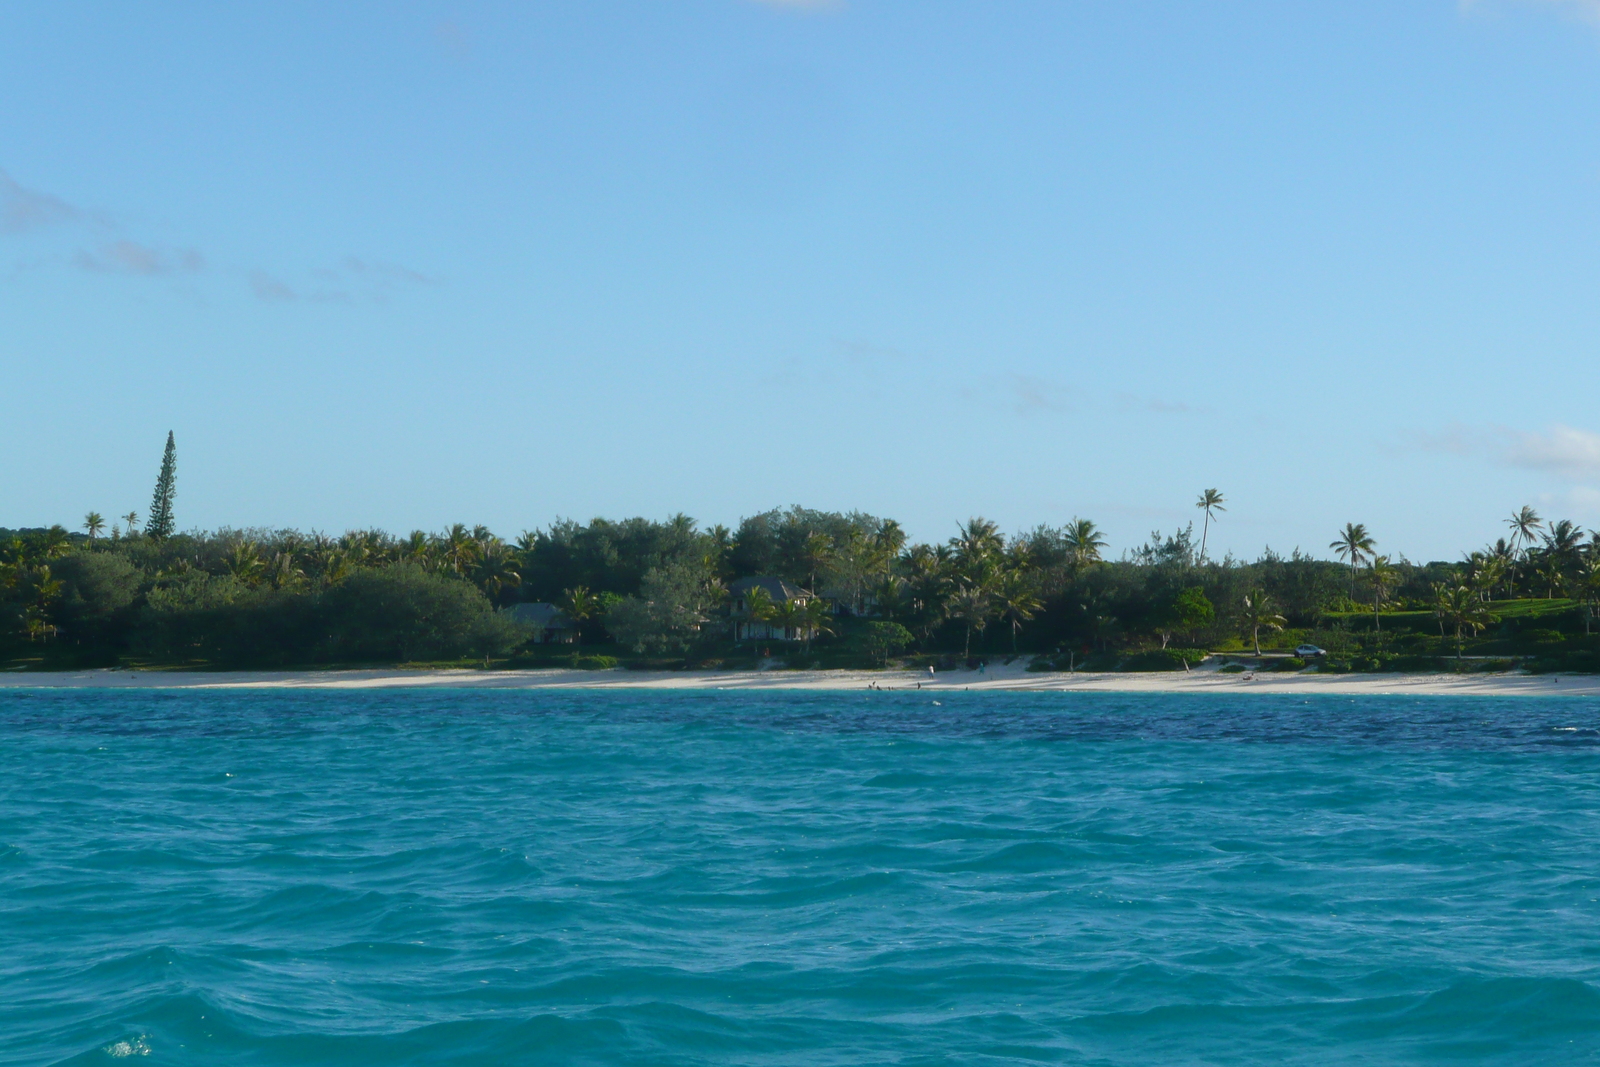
{"left": 2, "top": 660, "right": 1597, "bottom": 696}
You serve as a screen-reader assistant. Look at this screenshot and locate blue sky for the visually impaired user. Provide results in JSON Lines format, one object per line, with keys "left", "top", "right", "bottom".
{"left": 5, "top": 0, "right": 1600, "bottom": 561}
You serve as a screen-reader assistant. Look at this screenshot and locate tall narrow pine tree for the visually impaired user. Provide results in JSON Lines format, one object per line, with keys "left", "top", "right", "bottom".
{"left": 147, "top": 431, "right": 177, "bottom": 541}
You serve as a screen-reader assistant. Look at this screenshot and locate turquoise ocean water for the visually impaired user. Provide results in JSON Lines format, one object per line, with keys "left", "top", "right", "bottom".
{"left": 3, "top": 689, "right": 1600, "bottom": 1065}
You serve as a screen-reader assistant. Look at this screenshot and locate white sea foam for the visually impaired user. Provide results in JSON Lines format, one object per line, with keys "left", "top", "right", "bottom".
{"left": 104, "top": 1035, "right": 150, "bottom": 1057}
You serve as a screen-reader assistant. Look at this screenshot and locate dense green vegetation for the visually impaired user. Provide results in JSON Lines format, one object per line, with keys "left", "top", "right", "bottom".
{"left": 4, "top": 443, "right": 1598, "bottom": 672}
{"left": 4, "top": 496, "right": 1599, "bottom": 672}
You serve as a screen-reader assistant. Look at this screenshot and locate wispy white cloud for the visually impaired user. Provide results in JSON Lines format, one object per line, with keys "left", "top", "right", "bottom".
{"left": 1464, "top": 0, "right": 1600, "bottom": 25}
{"left": 76, "top": 240, "right": 204, "bottom": 276}
{"left": 249, "top": 270, "right": 298, "bottom": 302}
{"left": 0, "top": 169, "right": 79, "bottom": 234}
{"left": 1505, "top": 424, "right": 1600, "bottom": 477}
{"left": 4, "top": 165, "right": 437, "bottom": 308}
{"left": 252, "top": 257, "right": 436, "bottom": 304}
{"left": 1416, "top": 422, "right": 1600, "bottom": 479}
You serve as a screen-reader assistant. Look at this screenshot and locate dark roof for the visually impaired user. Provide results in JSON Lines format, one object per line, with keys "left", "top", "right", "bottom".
{"left": 729, "top": 576, "right": 809, "bottom": 602}
{"left": 504, "top": 602, "right": 574, "bottom": 628}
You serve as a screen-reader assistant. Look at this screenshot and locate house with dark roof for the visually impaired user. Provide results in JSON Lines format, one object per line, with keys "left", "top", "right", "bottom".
{"left": 728, "top": 576, "right": 817, "bottom": 642}
{"left": 503, "top": 602, "right": 578, "bottom": 644}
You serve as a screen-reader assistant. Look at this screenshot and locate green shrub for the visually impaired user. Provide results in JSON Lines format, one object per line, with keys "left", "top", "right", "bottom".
{"left": 322, "top": 564, "right": 521, "bottom": 663}
{"left": 1121, "top": 648, "right": 1206, "bottom": 672}
{"left": 1218, "top": 663, "right": 1246, "bottom": 674}
{"left": 1474, "top": 658, "right": 1516, "bottom": 673}
{"left": 1270, "top": 656, "right": 1306, "bottom": 672}
{"left": 1318, "top": 658, "right": 1352, "bottom": 673}
{"left": 576, "top": 654, "right": 618, "bottom": 670}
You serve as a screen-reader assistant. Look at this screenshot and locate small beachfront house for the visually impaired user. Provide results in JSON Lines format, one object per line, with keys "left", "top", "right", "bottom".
{"left": 729, "top": 576, "right": 817, "bottom": 643}
{"left": 503, "top": 602, "right": 578, "bottom": 644}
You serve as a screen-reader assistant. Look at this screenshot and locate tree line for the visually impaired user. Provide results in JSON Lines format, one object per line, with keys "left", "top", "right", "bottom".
{"left": 4, "top": 438, "right": 1599, "bottom": 668}
{"left": 4, "top": 497, "right": 1599, "bottom": 669}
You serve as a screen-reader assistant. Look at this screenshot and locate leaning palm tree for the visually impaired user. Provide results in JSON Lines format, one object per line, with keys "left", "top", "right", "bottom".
{"left": 1367, "top": 555, "right": 1400, "bottom": 633}
{"left": 1508, "top": 506, "right": 1543, "bottom": 561}
{"left": 82, "top": 512, "right": 105, "bottom": 544}
{"left": 1330, "top": 523, "right": 1376, "bottom": 596}
{"left": 1434, "top": 584, "right": 1498, "bottom": 659}
{"left": 1240, "top": 591, "right": 1286, "bottom": 657}
{"left": 1195, "top": 489, "right": 1225, "bottom": 563}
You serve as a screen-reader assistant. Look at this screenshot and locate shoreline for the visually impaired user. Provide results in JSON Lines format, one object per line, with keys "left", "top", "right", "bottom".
{"left": 2, "top": 663, "right": 1597, "bottom": 696}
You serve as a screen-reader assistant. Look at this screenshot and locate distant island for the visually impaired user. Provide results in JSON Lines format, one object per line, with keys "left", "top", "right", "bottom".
{"left": 3, "top": 437, "right": 1598, "bottom": 675}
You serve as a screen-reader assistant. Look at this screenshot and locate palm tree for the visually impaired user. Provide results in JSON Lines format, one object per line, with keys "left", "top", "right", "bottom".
{"left": 264, "top": 551, "right": 305, "bottom": 591}
{"left": 83, "top": 512, "right": 105, "bottom": 544}
{"left": 1545, "top": 519, "right": 1582, "bottom": 559}
{"left": 796, "top": 596, "right": 835, "bottom": 652}
{"left": 1330, "top": 523, "right": 1376, "bottom": 595}
{"left": 874, "top": 520, "right": 907, "bottom": 580}
{"left": 872, "top": 575, "right": 908, "bottom": 621}
{"left": 224, "top": 540, "right": 265, "bottom": 586}
{"left": 558, "top": 586, "right": 602, "bottom": 645}
{"left": 995, "top": 570, "right": 1042, "bottom": 653}
{"left": 1195, "top": 489, "right": 1225, "bottom": 563}
{"left": 122, "top": 512, "right": 141, "bottom": 537}
{"left": 402, "top": 530, "right": 434, "bottom": 568}
{"left": 1240, "top": 591, "right": 1286, "bottom": 657}
{"left": 1535, "top": 555, "right": 1566, "bottom": 600}
{"left": 1063, "top": 518, "right": 1107, "bottom": 572}
{"left": 1576, "top": 558, "right": 1600, "bottom": 636}
{"left": 801, "top": 532, "right": 833, "bottom": 593}
{"left": 947, "top": 581, "right": 994, "bottom": 658}
{"left": 441, "top": 524, "right": 480, "bottom": 576}
{"left": 1366, "top": 555, "right": 1400, "bottom": 633}
{"left": 1508, "top": 506, "right": 1543, "bottom": 561}
{"left": 1433, "top": 584, "right": 1498, "bottom": 658}
{"left": 954, "top": 517, "right": 1003, "bottom": 567}
{"left": 1463, "top": 552, "right": 1503, "bottom": 604}
{"left": 473, "top": 540, "right": 522, "bottom": 604}
{"left": 772, "top": 598, "right": 805, "bottom": 645}
{"left": 733, "top": 584, "right": 775, "bottom": 642}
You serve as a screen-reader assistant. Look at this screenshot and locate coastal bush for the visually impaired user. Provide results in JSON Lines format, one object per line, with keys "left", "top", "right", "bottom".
{"left": 1218, "top": 663, "right": 1246, "bottom": 673}
{"left": 322, "top": 564, "right": 522, "bottom": 663}
{"left": 1121, "top": 648, "right": 1206, "bottom": 672}
{"left": 51, "top": 551, "right": 140, "bottom": 643}
{"left": 1270, "top": 656, "right": 1306, "bottom": 672}
{"left": 575, "top": 654, "right": 618, "bottom": 670}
